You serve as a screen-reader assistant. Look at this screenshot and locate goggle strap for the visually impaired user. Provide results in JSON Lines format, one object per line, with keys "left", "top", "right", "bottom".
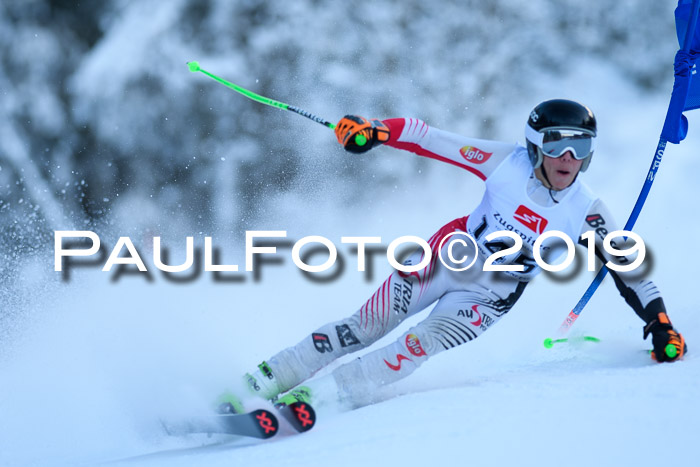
{"left": 525, "top": 124, "right": 544, "bottom": 146}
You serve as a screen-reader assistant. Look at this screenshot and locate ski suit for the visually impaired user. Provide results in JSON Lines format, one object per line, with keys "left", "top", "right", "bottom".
{"left": 251, "top": 118, "right": 667, "bottom": 408}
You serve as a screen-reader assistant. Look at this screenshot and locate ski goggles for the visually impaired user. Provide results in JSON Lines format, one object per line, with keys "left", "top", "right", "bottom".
{"left": 525, "top": 126, "right": 596, "bottom": 160}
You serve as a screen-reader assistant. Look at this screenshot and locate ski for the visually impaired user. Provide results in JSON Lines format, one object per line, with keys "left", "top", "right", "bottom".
{"left": 276, "top": 400, "right": 316, "bottom": 433}
{"left": 163, "top": 408, "right": 279, "bottom": 439}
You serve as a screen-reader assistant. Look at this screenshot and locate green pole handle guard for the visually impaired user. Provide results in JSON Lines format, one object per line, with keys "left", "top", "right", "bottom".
{"left": 647, "top": 345, "right": 679, "bottom": 359}
{"left": 665, "top": 343, "right": 678, "bottom": 359}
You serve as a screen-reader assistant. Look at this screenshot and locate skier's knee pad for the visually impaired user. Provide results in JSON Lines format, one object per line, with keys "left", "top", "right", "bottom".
{"left": 307, "top": 319, "right": 366, "bottom": 358}
{"left": 334, "top": 327, "right": 431, "bottom": 390}
{"left": 280, "top": 319, "right": 366, "bottom": 381}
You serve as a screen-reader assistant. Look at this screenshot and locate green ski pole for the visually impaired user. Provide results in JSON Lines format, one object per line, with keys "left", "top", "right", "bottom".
{"left": 187, "top": 61, "right": 369, "bottom": 146}
{"left": 543, "top": 336, "right": 600, "bottom": 348}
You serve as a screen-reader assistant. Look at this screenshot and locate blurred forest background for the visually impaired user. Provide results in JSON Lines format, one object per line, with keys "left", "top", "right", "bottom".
{"left": 0, "top": 0, "right": 679, "bottom": 287}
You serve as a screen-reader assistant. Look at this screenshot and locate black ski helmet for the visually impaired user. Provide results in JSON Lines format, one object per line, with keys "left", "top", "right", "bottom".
{"left": 525, "top": 99, "right": 597, "bottom": 172}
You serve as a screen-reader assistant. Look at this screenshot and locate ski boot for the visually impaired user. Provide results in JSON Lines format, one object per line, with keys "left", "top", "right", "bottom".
{"left": 215, "top": 361, "right": 284, "bottom": 414}
{"left": 214, "top": 391, "right": 246, "bottom": 414}
{"left": 273, "top": 386, "right": 312, "bottom": 409}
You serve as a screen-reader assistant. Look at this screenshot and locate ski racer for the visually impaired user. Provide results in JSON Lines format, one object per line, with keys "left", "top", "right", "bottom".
{"left": 222, "top": 99, "right": 687, "bottom": 411}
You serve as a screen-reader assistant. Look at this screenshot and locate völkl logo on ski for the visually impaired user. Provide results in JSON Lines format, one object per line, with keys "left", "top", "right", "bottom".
{"left": 256, "top": 410, "right": 278, "bottom": 435}
{"left": 292, "top": 404, "right": 314, "bottom": 429}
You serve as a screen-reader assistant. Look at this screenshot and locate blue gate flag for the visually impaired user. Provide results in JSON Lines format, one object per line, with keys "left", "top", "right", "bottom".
{"left": 557, "top": 0, "right": 699, "bottom": 336}
{"left": 661, "top": 0, "right": 700, "bottom": 143}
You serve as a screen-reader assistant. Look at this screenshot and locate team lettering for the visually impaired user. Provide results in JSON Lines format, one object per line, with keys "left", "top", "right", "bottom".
{"left": 393, "top": 276, "right": 413, "bottom": 314}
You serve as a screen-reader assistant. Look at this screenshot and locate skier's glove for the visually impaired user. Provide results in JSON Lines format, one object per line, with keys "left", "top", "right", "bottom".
{"left": 334, "top": 115, "right": 390, "bottom": 153}
{"left": 643, "top": 312, "right": 687, "bottom": 362}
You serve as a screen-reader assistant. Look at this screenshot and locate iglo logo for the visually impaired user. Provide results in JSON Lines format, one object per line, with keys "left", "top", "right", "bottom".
{"left": 459, "top": 146, "right": 492, "bottom": 164}
{"left": 405, "top": 333, "right": 427, "bottom": 357}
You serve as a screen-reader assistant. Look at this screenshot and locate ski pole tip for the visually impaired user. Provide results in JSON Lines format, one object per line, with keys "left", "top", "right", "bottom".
{"left": 543, "top": 338, "right": 554, "bottom": 349}
{"left": 187, "top": 61, "right": 201, "bottom": 72}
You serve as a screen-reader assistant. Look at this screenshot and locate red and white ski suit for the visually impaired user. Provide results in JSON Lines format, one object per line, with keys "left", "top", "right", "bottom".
{"left": 256, "top": 118, "right": 666, "bottom": 408}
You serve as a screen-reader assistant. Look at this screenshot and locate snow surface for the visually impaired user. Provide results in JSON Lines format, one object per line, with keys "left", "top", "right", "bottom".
{"left": 2, "top": 6, "right": 700, "bottom": 467}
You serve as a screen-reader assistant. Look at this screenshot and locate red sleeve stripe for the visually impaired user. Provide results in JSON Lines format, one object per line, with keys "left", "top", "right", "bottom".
{"left": 383, "top": 118, "right": 486, "bottom": 181}
{"left": 405, "top": 118, "right": 428, "bottom": 139}
{"left": 384, "top": 118, "right": 406, "bottom": 144}
{"left": 387, "top": 140, "right": 487, "bottom": 181}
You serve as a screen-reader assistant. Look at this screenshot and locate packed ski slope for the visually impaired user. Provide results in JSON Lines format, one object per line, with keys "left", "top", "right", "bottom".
{"left": 1, "top": 62, "right": 699, "bottom": 467}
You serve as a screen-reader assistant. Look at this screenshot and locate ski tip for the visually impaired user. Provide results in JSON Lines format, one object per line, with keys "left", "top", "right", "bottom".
{"left": 187, "top": 61, "right": 201, "bottom": 72}
{"left": 250, "top": 409, "right": 280, "bottom": 439}
{"left": 163, "top": 409, "right": 280, "bottom": 439}
{"left": 280, "top": 402, "right": 316, "bottom": 433}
